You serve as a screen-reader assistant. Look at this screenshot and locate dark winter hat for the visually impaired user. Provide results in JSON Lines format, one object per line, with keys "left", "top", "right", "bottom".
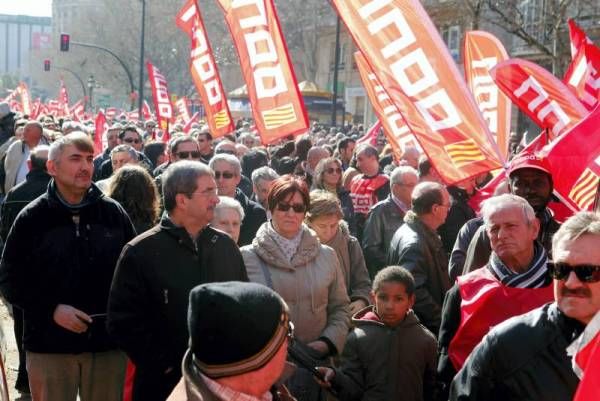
{"left": 188, "top": 281, "right": 289, "bottom": 378}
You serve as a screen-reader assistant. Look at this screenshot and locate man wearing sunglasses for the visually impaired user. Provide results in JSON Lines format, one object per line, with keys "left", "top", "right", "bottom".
{"left": 97, "top": 127, "right": 153, "bottom": 180}
{"left": 438, "top": 195, "right": 554, "bottom": 398}
{"left": 450, "top": 211, "right": 600, "bottom": 401}
{"left": 208, "top": 154, "right": 266, "bottom": 246}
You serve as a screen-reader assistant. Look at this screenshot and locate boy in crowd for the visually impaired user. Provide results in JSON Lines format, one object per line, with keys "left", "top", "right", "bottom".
{"left": 317, "top": 266, "right": 437, "bottom": 401}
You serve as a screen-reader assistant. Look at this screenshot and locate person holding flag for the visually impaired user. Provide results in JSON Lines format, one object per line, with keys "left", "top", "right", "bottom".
{"left": 450, "top": 211, "right": 600, "bottom": 401}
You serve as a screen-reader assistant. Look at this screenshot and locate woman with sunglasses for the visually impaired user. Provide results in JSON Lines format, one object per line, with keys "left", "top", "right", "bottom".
{"left": 241, "top": 175, "right": 350, "bottom": 401}
{"left": 305, "top": 190, "right": 371, "bottom": 317}
{"left": 312, "top": 157, "right": 357, "bottom": 236}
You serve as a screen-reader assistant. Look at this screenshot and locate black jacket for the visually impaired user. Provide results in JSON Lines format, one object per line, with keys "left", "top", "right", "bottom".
{"left": 387, "top": 212, "right": 451, "bottom": 335}
{"left": 93, "top": 148, "right": 111, "bottom": 181}
{"left": 0, "top": 181, "right": 136, "bottom": 353}
{"left": 438, "top": 187, "right": 475, "bottom": 255}
{"left": 107, "top": 215, "right": 248, "bottom": 376}
{"left": 235, "top": 188, "right": 267, "bottom": 246}
{"left": 449, "top": 303, "right": 582, "bottom": 401}
{"left": 0, "top": 169, "right": 51, "bottom": 242}
{"left": 448, "top": 217, "right": 483, "bottom": 283}
{"left": 0, "top": 112, "right": 15, "bottom": 146}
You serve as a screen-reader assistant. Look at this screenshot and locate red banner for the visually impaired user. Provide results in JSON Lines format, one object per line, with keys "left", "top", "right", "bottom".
{"left": 183, "top": 112, "right": 200, "bottom": 134}
{"left": 16, "top": 82, "right": 33, "bottom": 116}
{"left": 464, "top": 31, "right": 511, "bottom": 162}
{"left": 331, "top": 0, "right": 502, "bottom": 184}
{"left": 569, "top": 311, "right": 600, "bottom": 401}
{"left": 568, "top": 19, "right": 593, "bottom": 59}
{"left": 354, "top": 51, "right": 420, "bottom": 161}
{"left": 58, "top": 80, "right": 69, "bottom": 117}
{"left": 564, "top": 43, "right": 600, "bottom": 111}
{"left": 216, "top": 0, "right": 308, "bottom": 144}
{"left": 30, "top": 98, "right": 42, "bottom": 120}
{"left": 47, "top": 100, "right": 59, "bottom": 116}
{"left": 542, "top": 104, "right": 600, "bottom": 211}
{"left": 146, "top": 61, "right": 174, "bottom": 131}
{"left": 175, "top": 97, "right": 192, "bottom": 123}
{"left": 94, "top": 110, "right": 108, "bottom": 156}
{"left": 143, "top": 100, "right": 153, "bottom": 120}
{"left": 491, "top": 59, "right": 588, "bottom": 140}
{"left": 356, "top": 121, "right": 382, "bottom": 147}
{"left": 70, "top": 99, "right": 86, "bottom": 121}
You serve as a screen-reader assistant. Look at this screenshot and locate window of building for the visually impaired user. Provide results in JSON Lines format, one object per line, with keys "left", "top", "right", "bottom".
{"left": 518, "top": 0, "right": 545, "bottom": 42}
{"left": 442, "top": 25, "right": 461, "bottom": 62}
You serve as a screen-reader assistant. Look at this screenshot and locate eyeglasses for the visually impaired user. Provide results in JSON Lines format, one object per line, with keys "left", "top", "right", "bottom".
{"left": 176, "top": 151, "right": 201, "bottom": 159}
{"left": 190, "top": 188, "right": 218, "bottom": 197}
{"left": 277, "top": 202, "right": 306, "bottom": 213}
{"left": 216, "top": 149, "right": 237, "bottom": 155}
{"left": 548, "top": 262, "right": 600, "bottom": 283}
{"left": 325, "top": 167, "right": 342, "bottom": 174}
{"left": 214, "top": 171, "right": 235, "bottom": 180}
{"left": 123, "top": 138, "right": 141, "bottom": 144}
{"left": 287, "top": 321, "right": 295, "bottom": 340}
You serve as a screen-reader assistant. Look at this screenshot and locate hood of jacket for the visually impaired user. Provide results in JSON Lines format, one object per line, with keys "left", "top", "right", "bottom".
{"left": 252, "top": 222, "right": 321, "bottom": 270}
{"left": 352, "top": 305, "right": 421, "bottom": 329}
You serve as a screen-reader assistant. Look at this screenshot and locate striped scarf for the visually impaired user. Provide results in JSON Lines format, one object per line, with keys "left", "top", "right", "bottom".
{"left": 488, "top": 241, "right": 549, "bottom": 288}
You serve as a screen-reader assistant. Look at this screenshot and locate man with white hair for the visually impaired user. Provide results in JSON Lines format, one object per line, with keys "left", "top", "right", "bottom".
{"left": 251, "top": 166, "right": 279, "bottom": 218}
{"left": 437, "top": 194, "right": 554, "bottom": 397}
{"left": 303, "top": 146, "right": 330, "bottom": 187}
{"left": 4, "top": 121, "right": 47, "bottom": 193}
{"left": 450, "top": 211, "right": 600, "bottom": 401}
{"left": 95, "top": 145, "right": 138, "bottom": 193}
{"left": 362, "top": 166, "right": 418, "bottom": 277}
{"left": 209, "top": 154, "right": 266, "bottom": 246}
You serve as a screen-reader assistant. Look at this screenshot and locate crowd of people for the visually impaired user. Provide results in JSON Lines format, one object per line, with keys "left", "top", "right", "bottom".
{"left": 0, "top": 101, "right": 598, "bottom": 401}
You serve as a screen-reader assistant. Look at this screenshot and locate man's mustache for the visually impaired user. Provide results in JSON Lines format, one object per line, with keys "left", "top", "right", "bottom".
{"left": 561, "top": 287, "right": 591, "bottom": 298}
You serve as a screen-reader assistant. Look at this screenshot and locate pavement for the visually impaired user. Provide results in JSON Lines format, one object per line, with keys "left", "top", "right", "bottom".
{"left": 0, "top": 300, "right": 31, "bottom": 401}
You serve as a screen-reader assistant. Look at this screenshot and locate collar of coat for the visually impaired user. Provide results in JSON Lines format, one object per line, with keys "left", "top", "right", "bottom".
{"left": 403, "top": 210, "right": 443, "bottom": 248}
{"left": 47, "top": 179, "right": 103, "bottom": 211}
{"left": 159, "top": 214, "right": 219, "bottom": 252}
{"left": 252, "top": 222, "right": 321, "bottom": 270}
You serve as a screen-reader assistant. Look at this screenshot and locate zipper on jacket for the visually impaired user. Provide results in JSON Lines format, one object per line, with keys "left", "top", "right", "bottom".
{"left": 72, "top": 214, "right": 80, "bottom": 238}
{"left": 163, "top": 289, "right": 169, "bottom": 304}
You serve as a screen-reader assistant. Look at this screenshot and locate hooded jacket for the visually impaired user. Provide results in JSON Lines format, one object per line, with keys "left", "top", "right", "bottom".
{"left": 331, "top": 307, "right": 437, "bottom": 401}
{"left": 323, "top": 221, "right": 371, "bottom": 305}
{"left": 241, "top": 222, "right": 350, "bottom": 354}
{"left": 0, "top": 181, "right": 136, "bottom": 353}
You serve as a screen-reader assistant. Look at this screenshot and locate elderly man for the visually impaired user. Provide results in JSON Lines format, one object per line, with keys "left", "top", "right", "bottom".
{"left": 209, "top": 154, "right": 266, "bottom": 246}
{"left": 93, "top": 123, "right": 121, "bottom": 181}
{"left": 462, "top": 151, "right": 560, "bottom": 274}
{"left": 362, "top": 166, "right": 418, "bottom": 277}
{"left": 95, "top": 144, "right": 138, "bottom": 193}
{"left": 167, "top": 282, "right": 293, "bottom": 401}
{"left": 450, "top": 211, "right": 600, "bottom": 401}
{"left": 387, "top": 182, "right": 451, "bottom": 335}
{"left": 251, "top": 166, "right": 279, "bottom": 218}
{"left": 350, "top": 144, "right": 390, "bottom": 241}
{"left": 4, "top": 121, "right": 47, "bottom": 193}
{"left": 0, "top": 133, "right": 136, "bottom": 401}
{"left": 437, "top": 195, "right": 554, "bottom": 397}
{"left": 107, "top": 161, "right": 247, "bottom": 401}
{"left": 303, "top": 146, "right": 329, "bottom": 187}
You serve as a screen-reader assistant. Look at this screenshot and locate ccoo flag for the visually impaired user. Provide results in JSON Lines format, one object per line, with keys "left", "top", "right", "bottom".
{"left": 330, "top": 0, "right": 502, "bottom": 184}
{"left": 563, "top": 43, "right": 600, "bottom": 111}
{"left": 464, "top": 31, "right": 511, "bottom": 161}
{"left": 146, "top": 61, "right": 173, "bottom": 132}
{"left": 215, "top": 0, "right": 308, "bottom": 144}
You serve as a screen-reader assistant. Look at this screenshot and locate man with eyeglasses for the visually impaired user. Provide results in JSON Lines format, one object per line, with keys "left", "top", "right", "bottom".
{"left": 209, "top": 154, "right": 266, "bottom": 246}
{"left": 449, "top": 211, "right": 600, "bottom": 401}
{"left": 362, "top": 166, "right": 418, "bottom": 277}
{"left": 387, "top": 181, "right": 451, "bottom": 335}
{"left": 98, "top": 127, "right": 153, "bottom": 180}
{"left": 437, "top": 195, "right": 554, "bottom": 399}
{"left": 107, "top": 161, "right": 247, "bottom": 401}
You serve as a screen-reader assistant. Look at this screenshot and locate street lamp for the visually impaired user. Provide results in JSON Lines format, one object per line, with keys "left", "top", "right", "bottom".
{"left": 87, "top": 75, "right": 96, "bottom": 113}
{"left": 138, "top": 0, "right": 147, "bottom": 121}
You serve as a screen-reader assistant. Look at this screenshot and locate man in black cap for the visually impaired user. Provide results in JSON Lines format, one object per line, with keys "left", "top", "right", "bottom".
{"left": 167, "top": 282, "right": 294, "bottom": 401}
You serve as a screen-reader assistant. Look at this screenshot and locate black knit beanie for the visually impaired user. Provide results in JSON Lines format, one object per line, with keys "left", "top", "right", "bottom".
{"left": 188, "top": 281, "right": 289, "bottom": 378}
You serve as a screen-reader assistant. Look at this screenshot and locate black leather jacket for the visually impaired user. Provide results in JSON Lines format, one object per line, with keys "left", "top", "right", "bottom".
{"left": 449, "top": 303, "right": 582, "bottom": 401}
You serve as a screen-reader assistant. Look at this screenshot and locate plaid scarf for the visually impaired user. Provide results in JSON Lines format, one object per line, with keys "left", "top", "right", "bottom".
{"left": 488, "top": 241, "right": 549, "bottom": 288}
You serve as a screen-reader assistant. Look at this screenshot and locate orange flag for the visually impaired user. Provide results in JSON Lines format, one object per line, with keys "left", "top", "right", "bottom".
{"left": 464, "top": 31, "right": 511, "bottom": 162}
{"left": 354, "top": 51, "right": 420, "bottom": 161}
{"left": 331, "top": 0, "right": 502, "bottom": 184}
{"left": 176, "top": 0, "right": 235, "bottom": 138}
{"left": 215, "top": 0, "right": 308, "bottom": 144}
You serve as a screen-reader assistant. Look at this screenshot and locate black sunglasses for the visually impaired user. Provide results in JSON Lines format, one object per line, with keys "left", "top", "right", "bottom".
{"left": 214, "top": 171, "right": 235, "bottom": 179}
{"left": 123, "top": 138, "right": 141, "bottom": 144}
{"left": 548, "top": 262, "right": 600, "bottom": 283}
{"left": 326, "top": 167, "right": 342, "bottom": 174}
{"left": 277, "top": 202, "right": 306, "bottom": 213}
{"left": 176, "top": 151, "right": 201, "bottom": 159}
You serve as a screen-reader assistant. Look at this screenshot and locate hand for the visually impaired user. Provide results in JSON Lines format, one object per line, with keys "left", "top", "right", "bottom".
{"left": 53, "top": 304, "right": 92, "bottom": 334}
{"left": 314, "top": 367, "right": 335, "bottom": 388}
{"left": 349, "top": 299, "right": 368, "bottom": 315}
{"left": 307, "top": 340, "right": 329, "bottom": 358}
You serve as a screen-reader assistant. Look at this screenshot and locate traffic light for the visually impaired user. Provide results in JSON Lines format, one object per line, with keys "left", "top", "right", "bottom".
{"left": 60, "top": 33, "right": 70, "bottom": 51}
{"left": 44, "top": 59, "right": 50, "bottom": 71}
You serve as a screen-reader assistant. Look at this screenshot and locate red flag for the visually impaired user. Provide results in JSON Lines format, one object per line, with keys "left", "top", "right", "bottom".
{"left": 175, "top": 0, "right": 200, "bottom": 37}
{"left": 30, "top": 98, "right": 42, "bottom": 120}
{"left": 563, "top": 43, "right": 600, "bottom": 111}
{"left": 356, "top": 121, "right": 382, "bottom": 147}
{"left": 491, "top": 59, "right": 588, "bottom": 140}
{"left": 58, "top": 80, "right": 70, "bottom": 117}
{"left": 70, "top": 99, "right": 86, "bottom": 121}
{"left": 568, "top": 19, "right": 594, "bottom": 59}
{"left": 215, "top": 0, "right": 309, "bottom": 144}
{"left": 354, "top": 51, "right": 420, "bottom": 161}
{"left": 542, "top": 104, "right": 600, "bottom": 211}
{"left": 175, "top": 97, "right": 191, "bottom": 123}
{"left": 330, "top": 0, "right": 502, "bottom": 184}
{"left": 105, "top": 107, "right": 119, "bottom": 121}
{"left": 464, "top": 31, "right": 511, "bottom": 162}
{"left": 94, "top": 110, "right": 108, "bottom": 156}
{"left": 568, "top": 312, "right": 600, "bottom": 401}
{"left": 16, "top": 82, "right": 33, "bottom": 116}
{"left": 1, "top": 88, "right": 18, "bottom": 104}
{"left": 146, "top": 61, "right": 174, "bottom": 131}
{"left": 143, "top": 100, "right": 153, "bottom": 120}
{"left": 182, "top": 112, "right": 200, "bottom": 134}
{"left": 47, "top": 100, "right": 60, "bottom": 116}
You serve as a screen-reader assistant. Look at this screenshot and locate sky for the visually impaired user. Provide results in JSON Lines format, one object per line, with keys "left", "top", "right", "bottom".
{"left": 0, "top": 0, "right": 52, "bottom": 17}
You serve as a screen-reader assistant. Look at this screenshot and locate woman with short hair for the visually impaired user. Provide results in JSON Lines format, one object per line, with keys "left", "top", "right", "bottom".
{"left": 211, "top": 196, "right": 245, "bottom": 244}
